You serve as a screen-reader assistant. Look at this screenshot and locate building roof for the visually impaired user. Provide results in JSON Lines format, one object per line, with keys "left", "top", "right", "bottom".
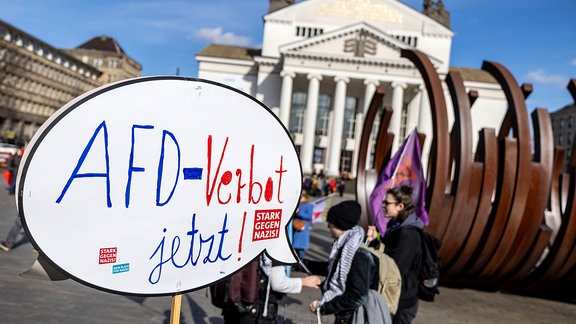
{"left": 550, "top": 103, "right": 576, "bottom": 116}
{"left": 0, "top": 19, "right": 100, "bottom": 74}
{"left": 196, "top": 44, "right": 261, "bottom": 61}
{"left": 197, "top": 44, "right": 497, "bottom": 84}
{"left": 448, "top": 67, "right": 497, "bottom": 84}
{"left": 76, "top": 36, "right": 125, "bottom": 54}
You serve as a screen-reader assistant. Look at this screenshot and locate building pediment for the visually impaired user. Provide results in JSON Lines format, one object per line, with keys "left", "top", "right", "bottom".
{"left": 279, "top": 22, "right": 442, "bottom": 67}
{"left": 266, "top": 0, "right": 452, "bottom": 36}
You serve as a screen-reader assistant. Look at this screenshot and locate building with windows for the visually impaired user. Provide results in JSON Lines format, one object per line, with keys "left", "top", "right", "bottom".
{"left": 0, "top": 19, "right": 101, "bottom": 145}
{"left": 196, "top": 0, "right": 508, "bottom": 177}
{"left": 63, "top": 36, "right": 141, "bottom": 85}
{"left": 550, "top": 104, "right": 576, "bottom": 171}
{"left": 0, "top": 20, "right": 141, "bottom": 146}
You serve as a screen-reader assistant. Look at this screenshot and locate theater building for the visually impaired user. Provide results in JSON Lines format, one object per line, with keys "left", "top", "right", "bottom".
{"left": 196, "top": 0, "right": 507, "bottom": 177}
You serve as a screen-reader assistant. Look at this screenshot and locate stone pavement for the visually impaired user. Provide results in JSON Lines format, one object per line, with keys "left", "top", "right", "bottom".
{"left": 1, "top": 185, "right": 576, "bottom": 323}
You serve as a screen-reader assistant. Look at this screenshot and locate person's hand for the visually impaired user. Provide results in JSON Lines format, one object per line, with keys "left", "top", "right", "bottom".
{"left": 366, "top": 225, "right": 378, "bottom": 241}
{"left": 301, "top": 275, "right": 321, "bottom": 289}
{"left": 309, "top": 300, "right": 319, "bottom": 313}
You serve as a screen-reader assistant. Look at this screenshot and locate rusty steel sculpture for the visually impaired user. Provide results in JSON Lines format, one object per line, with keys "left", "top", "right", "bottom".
{"left": 356, "top": 49, "right": 576, "bottom": 295}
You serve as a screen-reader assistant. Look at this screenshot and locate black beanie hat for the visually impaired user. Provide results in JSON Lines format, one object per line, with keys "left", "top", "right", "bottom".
{"left": 327, "top": 200, "right": 361, "bottom": 230}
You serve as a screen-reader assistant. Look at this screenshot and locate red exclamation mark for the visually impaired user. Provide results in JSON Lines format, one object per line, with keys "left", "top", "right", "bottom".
{"left": 238, "top": 211, "right": 247, "bottom": 261}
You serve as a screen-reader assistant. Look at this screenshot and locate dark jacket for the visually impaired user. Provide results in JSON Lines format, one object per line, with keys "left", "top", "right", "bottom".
{"left": 7, "top": 152, "right": 21, "bottom": 172}
{"left": 306, "top": 248, "right": 379, "bottom": 318}
{"left": 381, "top": 213, "right": 423, "bottom": 310}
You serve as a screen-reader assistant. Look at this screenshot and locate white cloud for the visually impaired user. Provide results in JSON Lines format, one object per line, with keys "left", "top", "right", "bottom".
{"left": 190, "top": 27, "right": 252, "bottom": 46}
{"left": 526, "top": 69, "right": 568, "bottom": 88}
{"left": 571, "top": 58, "right": 576, "bottom": 66}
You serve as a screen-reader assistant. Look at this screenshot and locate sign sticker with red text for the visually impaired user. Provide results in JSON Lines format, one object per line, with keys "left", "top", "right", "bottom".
{"left": 99, "top": 247, "right": 117, "bottom": 264}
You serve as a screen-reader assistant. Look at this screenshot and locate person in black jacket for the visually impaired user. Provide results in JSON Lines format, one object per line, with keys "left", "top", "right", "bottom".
{"left": 367, "top": 185, "right": 424, "bottom": 324}
{"left": 306, "top": 200, "right": 380, "bottom": 323}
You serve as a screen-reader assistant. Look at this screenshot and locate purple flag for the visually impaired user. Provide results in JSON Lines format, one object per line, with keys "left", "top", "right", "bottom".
{"left": 369, "top": 128, "right": 428, "bottom": 235}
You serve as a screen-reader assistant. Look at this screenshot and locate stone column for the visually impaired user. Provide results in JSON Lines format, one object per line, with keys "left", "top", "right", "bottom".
{"left": 390, "top": 82, "right": 406, "bottom": 152}
{"left": 278, "top": 71, "right": 295, "bottom": 126}
{"left": 325, "top": 76, "right": 349, "bottom": 177}
{"left": 300, "top": 74, "right": 322, "bottom": 175}
{"left": 352, "top": 79, "right": 379, "bottom": 177}
{"left": 406, "top": 85, "right": 422, "bottom": 133}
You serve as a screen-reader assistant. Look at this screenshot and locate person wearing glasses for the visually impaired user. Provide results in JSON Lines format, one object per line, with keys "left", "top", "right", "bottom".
{"left": 367, "top": 185, "right": 424, "bottom": 324}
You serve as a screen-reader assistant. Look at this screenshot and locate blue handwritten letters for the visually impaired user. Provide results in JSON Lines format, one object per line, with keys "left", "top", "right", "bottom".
{"left": 56, "top": 122, "right": 289, "bottom": 208}
{"left": 148, "top": 213, "right": 231, "bottom": 284}
{"left": 53, "top": 120, "right": 292, "bottom": 286}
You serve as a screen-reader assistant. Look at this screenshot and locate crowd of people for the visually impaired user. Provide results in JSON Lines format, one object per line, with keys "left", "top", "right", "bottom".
{"left": 1, "top": 150, "right": 423, "bottom": 323}
{"left": 302, "top": 171, "right": 349, "bottom": 198}
{"left": 211, "top": 183, "right": 425, "bottom": 324}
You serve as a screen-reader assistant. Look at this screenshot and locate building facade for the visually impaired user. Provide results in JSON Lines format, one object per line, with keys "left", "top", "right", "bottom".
{"left": 0, "top": 20, "right": 141, "bottom": 146}
{"left": 550, "top": 104, "right": 576, "bottom": 171}
{"left": 196, "top": 0, "right": 508, "bottom": 177}
{"left": 63, "top": 36, "right": 142, "bottom": 85}
{"left": 0, "top": 20, "right": 101, "bottom": 145}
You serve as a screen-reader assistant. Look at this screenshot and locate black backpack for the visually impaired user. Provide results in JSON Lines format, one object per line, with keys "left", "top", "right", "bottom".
{"left": 407, "top": 226, "right": 442, "bottom": 302}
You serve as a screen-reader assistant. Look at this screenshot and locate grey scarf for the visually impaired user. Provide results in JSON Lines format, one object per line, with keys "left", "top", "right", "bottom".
{"left": 319, "top": 225, "right": 365, "bottom": 306}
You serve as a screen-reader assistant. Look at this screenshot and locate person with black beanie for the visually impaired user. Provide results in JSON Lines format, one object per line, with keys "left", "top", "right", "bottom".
{"left": 305, "top": 200, "right": 391, "bottom": 323}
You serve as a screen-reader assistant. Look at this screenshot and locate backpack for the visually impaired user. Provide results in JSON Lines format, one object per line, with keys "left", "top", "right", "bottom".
{"left": 408, "top": 226, "right": 442, "bottom": 302}
{"left": 210, "top": 259, "right": 263, "bottom": 313}
{"left": 361, "top": 243, "right": 402, "bottom": 314}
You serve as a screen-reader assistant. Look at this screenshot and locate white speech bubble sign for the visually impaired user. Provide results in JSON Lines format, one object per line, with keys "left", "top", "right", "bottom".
{"left": 17, "top": 77, "right": 301, "bottom": 296}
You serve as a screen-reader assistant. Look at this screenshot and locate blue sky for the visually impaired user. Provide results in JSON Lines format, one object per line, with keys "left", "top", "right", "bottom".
{"left": 1, "top": 0, "right": 575, "bottom": 111}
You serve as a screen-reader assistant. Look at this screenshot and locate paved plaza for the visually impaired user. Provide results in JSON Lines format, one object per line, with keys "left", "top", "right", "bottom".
{"left": 1, "top": 184, "right": 576, "bottom": 323}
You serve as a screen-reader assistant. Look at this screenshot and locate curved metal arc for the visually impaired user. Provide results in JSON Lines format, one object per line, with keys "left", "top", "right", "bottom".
{"left": 373, "top": 109, "right": 395, "bottom": 176}
{"left": 490, "top": 109, "right": 553, "bottom": 284}
{"left": 471, "top": 61, "right": 533, "bottom": 280}
{"left": 437, "top": 71, "right": 480, "bottom": 266}
{"left": 523, "top": 79, "right": 576, "bottom": 288}
{"left": 444, "top": 128, "right": 498, "bottom": 276}
{"left": 400, "top": 49, "right": 451, "bottom": 236}
{"left": 355, "top": 88, "right": 386, "bottom": 230}
{"left": 352, "top": 53, "right": 576, "bottom": 293}
{"left": 466, "top": 139, "right": 518, "bottom": 277}
{"left": 549, "top": 79, "right": 576, "bottom": 281}
{"left": 527, "top": 159, "right": 576, "bottom": 286}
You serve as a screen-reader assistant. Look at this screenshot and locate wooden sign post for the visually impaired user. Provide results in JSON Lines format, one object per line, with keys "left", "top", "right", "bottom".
{"left": 170, "top": 293, "right": 182, "bottom": 324}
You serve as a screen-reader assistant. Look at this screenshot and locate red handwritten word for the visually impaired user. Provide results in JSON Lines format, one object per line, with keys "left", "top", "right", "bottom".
{"left": 99, "top": 247, "right": 117, "bottom": 264}
{"left": 206, "top": 136, "right": 288, "bottom": 206}
{"left": 252, "top": 209, "right": 281, "bottom": 241}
